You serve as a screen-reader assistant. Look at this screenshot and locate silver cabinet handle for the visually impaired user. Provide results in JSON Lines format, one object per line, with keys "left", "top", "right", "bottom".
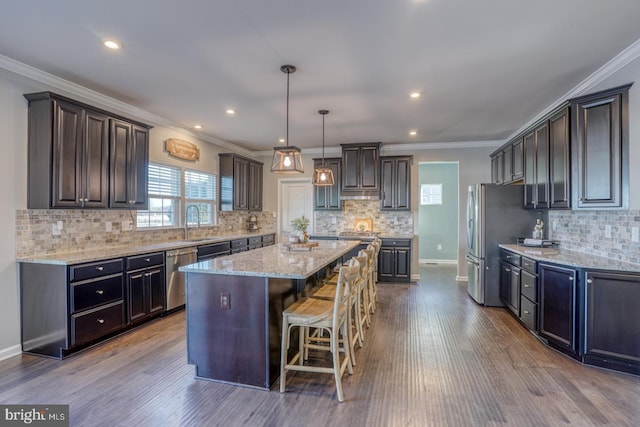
{"left": 96, "top": 290, "right": 104, "bottom": 295}
{"left": 505, "top": 268, "right": 511, "bottom": 272}
{"left": 587, "top": 279, "right": 593, "bottom": 284}
{"left": 568, "top": 277, "right": 574, "bottom": 281}
{"left": 506, "top": 255, "right": 512, "bottom": 259}
{"left": 97, "top": 319, "right": 105, "bottom": 324}
{"left": 145, "top": 258, "right": 151, "bottom": 262}
{"left": 514, "top": 272, "right": 520, "bottom": 276}
{"left": 524, "top": 284, "right": 531, "bottom": 288}
{"left": 96, "top": 266, "right": 104, "bottom": 271}
{"left": 523, "top": 310, "right": 530, "bottom": 314}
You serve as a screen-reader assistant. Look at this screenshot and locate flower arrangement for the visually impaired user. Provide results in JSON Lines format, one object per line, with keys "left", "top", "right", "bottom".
{"left": 290, "top": 215, "right": 310, "bottom": 243}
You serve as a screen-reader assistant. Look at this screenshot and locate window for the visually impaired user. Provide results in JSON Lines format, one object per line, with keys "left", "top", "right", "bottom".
{"left": 137, "top": 163, "right": 217, "bottom": 228}
{"left": 421, "top": 183, "right": 443, "bottom": 205}
{"left": 185, "top": 169, "right": 216, "bottom": 226}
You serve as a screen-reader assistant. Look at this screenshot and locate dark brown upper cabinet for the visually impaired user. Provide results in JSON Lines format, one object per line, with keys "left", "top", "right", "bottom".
{"left": 25, "top": 92, "right": 151, "bottom": 210}
{"left": 219, "top": 153, "right": 263, "bottom": 211}
{"left": 490, "top": 137, "right": 522, "bottom": 185}
{"left": 380, "top": 156, "right": 412, "bottom": 211}
{"left": 341, "top": 142, "right": 381, "bottom": 197}
{"left": 109, "top": 119, "right": 149, "bottom": 209}
{"left": 548, "top": 107, "right": 571, "bottom": 209}
{"left": 511, "top": 137, "right": 524, "bottom": 181}
{"left": 570, "top": 84, "right": 631, "bottom": 209}
{"left": 313, "top": 158, "right": 342, "bottom": 210}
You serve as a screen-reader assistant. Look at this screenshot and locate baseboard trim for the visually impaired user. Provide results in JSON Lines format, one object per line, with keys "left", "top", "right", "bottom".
{"left": 0, "top": 344, "right": 22, "bottom": 362}
{"left": 411, "top": 274, "right": 421, "bottom": 282}
{"left": 419, "top": 259, "right": 457, "bottom": 265}
{"left": 456, "top": 275, "right": 468, "bottom": 282}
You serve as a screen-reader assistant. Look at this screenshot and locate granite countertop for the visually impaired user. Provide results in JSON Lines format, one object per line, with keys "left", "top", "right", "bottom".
{"left": 499, "top": 244, "right": 640, "bottom": 273}
{"left": 16, "top": 231, "right": 276, "bottom": 265}
{"left": 180, "top": 240, "right": 360, "bottom": 279}
{"left": 309, "top": 233, "right": 414, "bottom": 240}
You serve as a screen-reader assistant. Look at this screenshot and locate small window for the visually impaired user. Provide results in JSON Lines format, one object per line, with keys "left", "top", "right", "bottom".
{"left": 185, "top": 169, "right": 217, "bottom": 226}
{"left": 421, "top": 184, "right": 443, "bottom": 205}
{"left": 137, "top": 163, "right": 181, "bottom": 228}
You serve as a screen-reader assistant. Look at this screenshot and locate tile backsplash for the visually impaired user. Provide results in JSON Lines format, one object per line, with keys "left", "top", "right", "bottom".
{"left": 548, "top": 210, "right": 640, "bottom": 265}
{"left": 314, "top": 200, "right": 413, "bottom": 235}
{"left": 16, "top": 209, "right": 276, "bottom": 257}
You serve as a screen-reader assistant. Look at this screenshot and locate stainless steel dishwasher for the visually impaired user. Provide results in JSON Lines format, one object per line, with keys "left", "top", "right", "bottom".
{"left": 165, "top": 247, "right": 197, "bottom": 312}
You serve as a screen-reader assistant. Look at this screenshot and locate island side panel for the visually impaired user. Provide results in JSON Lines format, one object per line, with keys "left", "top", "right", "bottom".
{"left": 186, "top": 273, "right": 269, "bottom": 388}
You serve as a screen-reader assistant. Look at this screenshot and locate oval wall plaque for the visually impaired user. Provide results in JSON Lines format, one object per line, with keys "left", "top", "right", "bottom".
{"left": 165, "top": 138, "right": 200, "bottom": 161}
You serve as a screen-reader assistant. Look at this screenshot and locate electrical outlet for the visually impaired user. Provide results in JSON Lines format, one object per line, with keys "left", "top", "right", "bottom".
{"left": 632, "top": 227, "right": 639, "bottom": 242}
{"left": 57, "top": 220, "right": 63, "bottom": 230}
{"left": 220, "top": 292, "right": 230, "bottom": 309}
{"left": 437, "top": 244, "right": 442, "bottom": 251}
{"left": 52, "top": 223, "right": 61, "bottom": 236}
{"left": 105, "top": 221, "right": 112, "bottom": 232}
{"left": 332, "top": 217, "right": 337, "bottom": 224}
{"left": 605, "top": 225, "right": 612, "bottom": 238}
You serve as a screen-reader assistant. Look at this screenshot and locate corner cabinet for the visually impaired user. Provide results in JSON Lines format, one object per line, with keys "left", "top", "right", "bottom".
{"left": 219, "top": 153, "right": 263, "bottom": 211}
{"left": 380, "top": 156, "right": 412, "bottom": 211}
{"left": 313, "top": 158, "right": 342, "bottom": 210}
{"left": 570, "top": 84, "right": 631, "bottom": 209}
{"left": 25, "top": 92, "right": 151, "bottom": 210}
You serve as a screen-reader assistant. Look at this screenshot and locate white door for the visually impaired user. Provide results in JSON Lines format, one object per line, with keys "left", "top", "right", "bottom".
{"left": 279, "top": 179, "right": 313, "bottom": 239}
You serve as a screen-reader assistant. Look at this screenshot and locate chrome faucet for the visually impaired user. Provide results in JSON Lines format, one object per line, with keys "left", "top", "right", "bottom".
{"left": 184, "top": 205, "right": 201, "bottom": 240}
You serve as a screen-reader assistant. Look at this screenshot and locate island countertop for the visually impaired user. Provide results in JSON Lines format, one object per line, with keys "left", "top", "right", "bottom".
{"left": 180, "top": 240, "right": 360, "bottom": 279}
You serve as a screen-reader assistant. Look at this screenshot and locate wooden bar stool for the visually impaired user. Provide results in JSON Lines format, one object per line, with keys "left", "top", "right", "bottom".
{"left": 279, "top": 264, "right": 358, "bottom": 402}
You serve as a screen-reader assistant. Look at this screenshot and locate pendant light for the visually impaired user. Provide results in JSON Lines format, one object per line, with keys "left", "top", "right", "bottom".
{"left": 312, "top": 109, "right": 335, "bottom": 186}
{"left": 271, "top": 64, "right": 304, "bottom": 174}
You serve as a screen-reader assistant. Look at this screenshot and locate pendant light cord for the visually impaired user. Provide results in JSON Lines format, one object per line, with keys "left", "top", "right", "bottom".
{"left": 286, "top": 71, "right": 289, "bottom": 148}
{"left": 321, "top": 113, "right": 325, "bottom": 166}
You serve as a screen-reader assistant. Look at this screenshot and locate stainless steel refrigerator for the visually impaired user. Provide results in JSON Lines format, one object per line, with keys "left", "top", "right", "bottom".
{"left": 466, "top": 183, "right": 543, "bottom": 306}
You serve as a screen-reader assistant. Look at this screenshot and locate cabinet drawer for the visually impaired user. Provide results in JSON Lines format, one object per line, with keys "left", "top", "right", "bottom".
{"left": 500, "top": 250, "right": 521, "bottom": 266}
{"left": 521, "top": 270, "right": 538, "bottom": 302}
{"left": 70, "top": 259, "right": 123, "bottom": 282}
{"left": 262, "top": 234, "right": 275, "bottom": 245}
{"left": 520, "top": 296, "right": 537, "bottom": 331}
{"left": 380, "top": 238, "right": 411, "bottom": 248}
{"left": 248, "top": 236, "right": 261, "bottom": 245}
{"left": 126, "top": 252, "right": 164, "bottom": 271}
{"left": 71, "top": 273, "right": 124, "bottom": 313}
{"left": 71, "top": 301, "right": 126, "bottom": 347}
{"left": 521, "top": 256, "right": 537, "bottom": 274}
{"left": 198, "top": 242, "right": 230, "bottom": 259}
{"left": 231, "top": 238, "right": 248, "bottom": 248}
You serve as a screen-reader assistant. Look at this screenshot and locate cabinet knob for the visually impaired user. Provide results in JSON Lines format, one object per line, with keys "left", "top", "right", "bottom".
{"left": 506, "top": 255, "right": 512, "bottom": 259}
{"left": 505, "top": 268, "right": 511, "bottom": 272}
{"left": 524, "top": 284, "right": 531, "bottom": 288}
{"left": 96, "top": 266, "right": 104, "bottom": 271}
{"left": 514, "top": 272, "right": 520, "bottom": 276}
{"left": 587, "top": 279, "right": 593, "bottom": 284}
{"left": 523, "top": 310, "right": 530, "bottom": 314}
{"left": 568, "top": 277, "right": 574, "bottom": 281}
{"left": 145, "top": 258, "right": 151, "bottom": 262}
{"left": 97, "top": 319, "right": 105, "bottom": 324}
{"left": 96, "top": 290, "right": 104, "bottom": 295}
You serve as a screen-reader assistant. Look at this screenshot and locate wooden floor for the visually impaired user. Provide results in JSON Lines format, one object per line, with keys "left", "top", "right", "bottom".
{"left": 2, "top": 265, "right": 639, "bottom": 426}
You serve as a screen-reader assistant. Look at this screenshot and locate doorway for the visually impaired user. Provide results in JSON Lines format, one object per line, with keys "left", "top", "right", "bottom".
{"left": 278, "top": 178, "right": 314, "bottom": 240}
{"left": 418, "top": 162, "right": 459, "bottom": 264}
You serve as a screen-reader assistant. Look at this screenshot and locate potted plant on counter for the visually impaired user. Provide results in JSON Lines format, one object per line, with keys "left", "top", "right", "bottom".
{"left": 290, "top": 215, "right": 310, "bottom": 243}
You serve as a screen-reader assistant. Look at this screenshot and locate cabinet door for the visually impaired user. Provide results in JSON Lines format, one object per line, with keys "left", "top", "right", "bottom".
{"left": 360, "top": 146, "right": 379, "bottom": 190}
{"left": 511, "top": 137, "right": 524, "bottom": 181}
{"left": 539, "top": 263, "right": 577, "bottom": 354}
{"left": 572, "top": 86, "right": 629, "bottom": 209}
{"left": 341, "top": 147, "right": 360, "bottom": 191}
{"left": 495, "top": 151, "right": 504, "bottom": 185}
{"left": 148, "top": 267, "right": 165, "bottom": 315}
{"left": 523, "top": 131, "right": 536, "bottom": 208}
{"left": 503, "top": 145, "right": 513, "bottom": 183}
{"left": 394, "top": 158, "right": 411, "bottom": 210}
{"left": 127, "top": 271, "right": 147, "bottom": 324}
{"left": 490, "top": 155, "right": 499, "bottom": 184}
{"left": 549, "top": 107, "right": 570, "bottom": 209}
{"left": 534, "top": 123, "right": 549, "bottom": 209}
{"left": 378, "top": 248, "right": 395, "bottom": 281}
{"left": 394, "top": 248, "right": 411, "bottom": 279}
{"left": 248, "top": 161, "right": 263, "bottom": 211}
{"left": 52, "top": 100, "right": 84, "bottom": 208}
{"left": 380, "top": 159, "right": 395, "bottom": 210}
{"left": 313, "top": 158, "right": 342, "bottom": 210}
{"left": 509, "top": 266, "right": 521, "bottom": 316}
{"left": 110, "top": 120, "right": 149, "bottom": 209}
{"left": 233, "top": 157, "right": 249, "bottom": 210}
{"left": 500, "top": 261, "right": 511, "bottom": 305}
{"left": 82, "top": 110, "right": 109, "bottom": 208}
{"left": 584, "top": 271, "right": 640, "bottom": 369}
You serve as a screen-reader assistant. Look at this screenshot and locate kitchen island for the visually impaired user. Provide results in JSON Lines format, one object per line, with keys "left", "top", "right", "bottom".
{"left": 179, "top": 239, "right": 360, "bottom": 389}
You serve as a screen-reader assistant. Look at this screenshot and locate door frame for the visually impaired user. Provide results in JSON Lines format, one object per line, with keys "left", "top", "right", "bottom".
{"left": 277, "top": 178, "right": 314, "bottom": 241}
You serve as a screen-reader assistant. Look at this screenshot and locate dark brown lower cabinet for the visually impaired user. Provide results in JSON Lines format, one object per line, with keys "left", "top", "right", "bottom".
{"left": 539, "top": 263, "right": 579, "bottom": 358}
{"left": 378, "top": 239, "right": 411, "bottom": 283}
{"left": 584, "top": 270, "right": 640, "bottom": 375}
{"left": 126, "top": 253, "right": 165, "bottom": 324}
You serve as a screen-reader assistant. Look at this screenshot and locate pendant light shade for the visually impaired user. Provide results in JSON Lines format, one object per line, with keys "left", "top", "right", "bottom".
{"left": 271, "top": 64, "right": 304, "bottom": 174}
{"left": 312, "top": 109, "right": 335, "bottom": 186}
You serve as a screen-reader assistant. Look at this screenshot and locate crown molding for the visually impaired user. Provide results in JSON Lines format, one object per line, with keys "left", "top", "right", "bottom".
{"left": 505, "top": 36, "right": 640, "bottom": 141}
{"left": 0, "top": 54, "right": 255, "bottom": 158}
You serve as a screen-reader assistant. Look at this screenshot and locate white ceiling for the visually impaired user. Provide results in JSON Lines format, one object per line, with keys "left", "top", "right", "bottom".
{"left": 2, "top": 0, "right": 640, "bottom": 152}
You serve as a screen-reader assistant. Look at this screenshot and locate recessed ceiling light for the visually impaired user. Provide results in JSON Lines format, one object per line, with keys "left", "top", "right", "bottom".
{"left": 278, "top": 138, "right": 286, "bottom": 144}
{"left": 194, "top": 125, "right": 202, "bottom": 129}
{"left": 226, "top": 109, "right": 235, "bottom": 115}
{"left": 410, "top": 91, "right": 421, "bottom": 99}
{"left": 103, "top": 39, "right": 121, "bottom": 50}
{"left": 409, "top": 130, "right": 418, "bottom": 136}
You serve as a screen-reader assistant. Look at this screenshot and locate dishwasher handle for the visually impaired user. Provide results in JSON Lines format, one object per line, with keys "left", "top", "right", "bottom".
{"left": 166, "top": 248, "right": 198, "bottom": 258}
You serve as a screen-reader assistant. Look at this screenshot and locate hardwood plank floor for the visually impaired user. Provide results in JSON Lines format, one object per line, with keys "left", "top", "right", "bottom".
{"left": 1, "top": 265, "right": 639, "bottom": 426}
